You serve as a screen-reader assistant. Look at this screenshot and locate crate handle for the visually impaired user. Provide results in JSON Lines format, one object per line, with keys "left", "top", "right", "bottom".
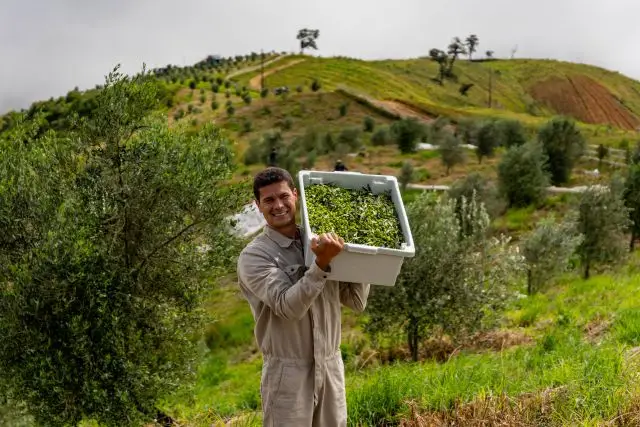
{"left": 345, "top": 244, "right": 379, "bottom": 255}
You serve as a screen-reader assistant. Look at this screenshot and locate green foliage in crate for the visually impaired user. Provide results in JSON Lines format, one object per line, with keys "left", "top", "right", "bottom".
{"left": 304, "top": 184, "right": 403, "bottom": 248}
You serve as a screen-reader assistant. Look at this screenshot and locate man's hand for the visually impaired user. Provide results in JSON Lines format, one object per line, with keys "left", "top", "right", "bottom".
{"left": 311, "top": 232, "right": 345, "bottom": 271}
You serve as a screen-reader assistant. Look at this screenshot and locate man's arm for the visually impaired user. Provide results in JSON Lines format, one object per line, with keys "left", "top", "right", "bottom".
{"left": 238, "top": 248, "right": 330, "bottom": 321}
{"left": 339, "top": 282, "right": 370, "bottom": 313}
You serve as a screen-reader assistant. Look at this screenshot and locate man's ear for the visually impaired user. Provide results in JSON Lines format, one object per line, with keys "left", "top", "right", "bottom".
{"left": 254, "top": 198, "right": 260, "bottom": 208}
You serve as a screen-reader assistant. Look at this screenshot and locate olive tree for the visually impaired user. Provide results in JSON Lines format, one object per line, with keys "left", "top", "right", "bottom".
{"left": 521, "top": 215, "right": 583, "bottom": 294}
{"left": 439, "top": 133, "right": 465, "bottom": 175}
{"left": 538, "top": 116, "right": 586, "bottom": 185}
{"left": 498, "top": 141, "right": 550, "bottom": 207}
{"left": 576, "top": 182, "right": 630, "bottom": 279}
{"left": 0, "top": 66, "right": 246, "bottom": 426}
{"left": 364, "top": 192, "right": 523, "bottom": 361}
{"left": 624, "top": 164, "right": 640, "bottom": 251}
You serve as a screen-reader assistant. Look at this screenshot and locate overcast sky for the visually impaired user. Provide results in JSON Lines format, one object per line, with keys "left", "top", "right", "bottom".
{"left": 1, "top": 0, "right": 638, "bottom": 114}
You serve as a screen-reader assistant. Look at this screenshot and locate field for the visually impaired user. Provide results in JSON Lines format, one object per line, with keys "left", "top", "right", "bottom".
{"left": 157, "top": 251, "right": 640, "bottom": 426}
{"left": 4, "top": 47, "right": 640, "bottom": 427}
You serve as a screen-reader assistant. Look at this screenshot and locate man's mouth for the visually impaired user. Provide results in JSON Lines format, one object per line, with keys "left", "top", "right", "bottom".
{"left": 272, "top": 211, "right": 288, "bottom": 218}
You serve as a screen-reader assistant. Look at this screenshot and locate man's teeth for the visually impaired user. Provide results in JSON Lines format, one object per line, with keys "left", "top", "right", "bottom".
{"left": 274, "top": 212, "right": 287, "bottom": 217}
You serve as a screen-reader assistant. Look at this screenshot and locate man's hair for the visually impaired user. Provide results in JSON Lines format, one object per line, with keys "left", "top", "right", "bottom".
{"left": 253, "top": 167, "right": 295, "bottom": 200}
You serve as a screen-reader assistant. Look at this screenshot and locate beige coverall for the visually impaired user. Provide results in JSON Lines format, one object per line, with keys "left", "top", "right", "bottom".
{"left": 237, "top": 225, "right": 370, "bottom": 426}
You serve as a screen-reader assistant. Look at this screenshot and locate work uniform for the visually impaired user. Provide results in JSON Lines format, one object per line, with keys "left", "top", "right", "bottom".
{"left": 237, "top": 225, "right": 370, "bottom": 426}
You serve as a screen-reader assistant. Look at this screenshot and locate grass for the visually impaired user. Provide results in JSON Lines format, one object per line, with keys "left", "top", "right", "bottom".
{"left": 163, "top": 256, "right": 640, "bottom": 426}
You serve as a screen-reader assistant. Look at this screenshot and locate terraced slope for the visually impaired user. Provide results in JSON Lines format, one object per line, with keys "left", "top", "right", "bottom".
{"left": 233, "top": 56, "right": 640, "bottom": 130}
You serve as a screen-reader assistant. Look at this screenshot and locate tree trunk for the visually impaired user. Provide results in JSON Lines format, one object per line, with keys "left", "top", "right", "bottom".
{"left": 583, "top": 260, "right": 590, "bottom": 280}
{"left": 407, "top": 317, "right": 420, "bottom": 362}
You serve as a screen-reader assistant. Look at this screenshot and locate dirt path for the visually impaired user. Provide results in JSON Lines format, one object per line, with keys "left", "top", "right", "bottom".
{"left": 226, "top": 55, "right": 287, "bottom": 79}
{"left": 371, "top": 100, "right": 436, "bottom": 124}
{"left": 248, "top": 59, "right": 306, "bottom": 90}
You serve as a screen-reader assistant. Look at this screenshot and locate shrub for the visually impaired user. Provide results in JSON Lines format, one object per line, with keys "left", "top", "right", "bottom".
{"left": 538, "top": 116, "right": 586, "bottom": 185}
{"left": 447, "top": 172, "right": 506, "bottom": 220}
{"left": 0, "top": 67, "right": 245, "bottom": 426}
{"left": 363, "top": 116, "right": 375, "bottom": 132}
{"left": 338, "top": 127, "right": 361, "bottom": 151}
{"left": 575, "top": 180, "right": 630, "bottom": 279}
{"left": 189, "top": 81, "right": 196, "bottom": 90}
{"left": 364, "top": 192, "right": 522, "bottom": 361}
{"left": 296, "top": 85, "right": 303, "bottom": 93}
{"left": 624, "top": 164, "right": 640, "bottom": 250}
{"left": 499, "top": 119, "right": 527, "bottom": 147}
{"left": 226, "top": 104, "right": 235, "bottom": 116}
{"left": 475, "top": 120, "right": 500, "bottom": 163}
{"left": 311, "top": 79, "right": 321, "bottom": 92}
{"left": 211, "top": 83, "right": 220, "bottom": 93}
{"left": 498, "top": 141, "right": 550, "bottom": 207}
{"left": 260, "top": 88, "right": 269, "bottom": 98}
{"left": 339, "top": 103, "right": 349, "bottom": 117}
{"left": 211, "top": 100, "right": 219, "bottom": 110}
{"left": 371, "top": 127, "right": 392, "bottom": 146}
{"left": 438, "top": 133, "right": 465, "bottom": 175}
{"left": 398, "top": 161, "right": 414, "bottom": 191}
{"left": 243, "top": 139, "right": 264, "bottom": 165}
{"left": 187, "top": 104, "right": 194, "bottom": 114}
{"left": 243, "top": 94, "right": 252, "bottom": 105}
{"left": 391, "top": 118, "right": 423, "bottom": 154}
{"left": 200, "top": 94, "right": 206, "bottom": 104}
{"left": 521, "top": 215, "right": 583, "bottom": 294}
{"left": 242, "top": 119, "right": 253, "bottom": 134}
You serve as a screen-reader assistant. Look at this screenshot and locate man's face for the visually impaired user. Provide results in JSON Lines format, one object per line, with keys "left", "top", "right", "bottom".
{"left": 256, "top": 181, "right": 298, "bottom": 230}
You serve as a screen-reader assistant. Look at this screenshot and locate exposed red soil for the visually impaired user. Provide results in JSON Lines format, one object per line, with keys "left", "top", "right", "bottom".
{"left": 529, "top": 74, "right": 640, "bottom": 130}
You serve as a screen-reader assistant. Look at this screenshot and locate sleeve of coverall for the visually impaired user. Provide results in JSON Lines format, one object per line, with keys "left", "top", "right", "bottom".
{"left": 338, "top": 282, "right": 371, "bottom": 313}
{"left": 238, "top": 248, "right": 329, "bottom": 320}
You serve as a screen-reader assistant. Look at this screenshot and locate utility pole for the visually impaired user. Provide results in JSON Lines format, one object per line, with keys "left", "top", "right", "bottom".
{"left": 260, "top": 49, "right": 265, "bottom": 91}
{"left": 488, "top": 68, "right": 493, "bottom": 108}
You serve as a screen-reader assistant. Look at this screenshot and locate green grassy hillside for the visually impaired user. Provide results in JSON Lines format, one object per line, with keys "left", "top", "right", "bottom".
{"left": 233, "top": 55, "right": 640, "bottom": 132}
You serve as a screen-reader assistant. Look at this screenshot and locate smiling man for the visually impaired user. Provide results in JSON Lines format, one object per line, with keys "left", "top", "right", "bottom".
{"left": 237, "top": 167, "right": 370, "bottom": 426}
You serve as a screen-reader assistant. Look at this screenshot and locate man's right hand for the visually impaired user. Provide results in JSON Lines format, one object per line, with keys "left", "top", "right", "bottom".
{"left": 311, "top": 232, "right": 344, "bottom": 271}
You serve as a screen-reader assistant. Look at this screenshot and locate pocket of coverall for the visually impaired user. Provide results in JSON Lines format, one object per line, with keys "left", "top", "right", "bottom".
{"left": 330, "top": 356, "right": 348, "bottom": 409}
{"left": 271, "top": 364, "right": 307, "bottom": 412}
{"left": 261, "top": 359, "right": 285, "bottom": 415}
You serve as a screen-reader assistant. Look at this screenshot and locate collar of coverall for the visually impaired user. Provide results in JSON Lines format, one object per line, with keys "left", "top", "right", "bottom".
{"left": 264, "top": 224, "right": 304, "bottom": 248}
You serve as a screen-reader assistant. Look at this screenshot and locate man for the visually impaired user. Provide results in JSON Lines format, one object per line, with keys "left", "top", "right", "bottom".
{"left": 334, "top": 159, "right": 348, "bottom": 171}
{"left": 237, "top": 167, "right": 370, "bottom": 426}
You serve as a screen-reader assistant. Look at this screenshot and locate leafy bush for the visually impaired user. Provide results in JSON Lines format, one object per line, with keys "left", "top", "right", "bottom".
{"left": 398, "top": 161, "right": 414, "bottom": 191}
{"left": 0, "top": 67, "right": 245, "bottom": 426}
{"left": 575, "top": 181, "right": 630, "bottom": 279}
{"left": 438, "top": 133, "right": 465, "bottom": 175}
{"left": 392, "top": 118, "right": 424, "bottom": 154}
{"left": 242, "top": 94, "right": 252, "bottom": 105}
{"left": 538, "top": 116, "right": 586, "bottom": 185}
{"left": 521, "top": 215, "right": 583, "bottom": 294}
{"left": 447, "top": 172, "right": 505, "bottom": 219}
{"left": 339, "top": 102, "right": 349, "bottom": 117}
{"left": 498, "top": 141, "right": 550, "bottom": 207}
{"left": 371, "top": 127, "right": 392, "bottom": 146}
{"left": 226, "top": 104, "right": 235, "bottom": 116}
{"left": 365, "top": 192, "right": 522, "bottom": 361}
{"left": 211, "top": 83, "right": 220, "bottom": 93}
{"left": 363, "top": 116, "right": 375, "bottom": 132}
{"left": 200, "top": 94, "right": 206, "bottom": 104}
{"left": 475, "top": 120, "right": 500, "bottom": 163}
{"left": 211, "top": 100, "right": 219, "bottom": 110}
{"left": 260, "top": 88, "right": 269, "bottom": 98}
{"left": 296, "top": 85, "right": 303, "bottom": 93}
{"left": 499, "top": 119, "right": 527, "bottom": 147}
{"left": 189, "top": 81, "right": 196, "bottom": 90}
{"left": 338, "top": 127, "right": 361, "bottom": 151}
{"left": 311, "top": 79, "right": 322, "bottom": 92}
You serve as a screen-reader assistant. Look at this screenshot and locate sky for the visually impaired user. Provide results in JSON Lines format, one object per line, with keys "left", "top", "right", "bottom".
{"left": 1, "top": 0, "right": 639, "bottom": 114}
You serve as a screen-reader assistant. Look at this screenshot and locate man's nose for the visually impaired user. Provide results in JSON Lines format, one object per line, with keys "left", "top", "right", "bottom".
{"left": 273, "top": 198, "right": 284, "bottom": 209}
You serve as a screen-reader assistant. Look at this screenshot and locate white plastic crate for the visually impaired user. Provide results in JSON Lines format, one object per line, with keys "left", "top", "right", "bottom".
{"left": 297, "top": 170, "right": 415, "bottom": 286}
